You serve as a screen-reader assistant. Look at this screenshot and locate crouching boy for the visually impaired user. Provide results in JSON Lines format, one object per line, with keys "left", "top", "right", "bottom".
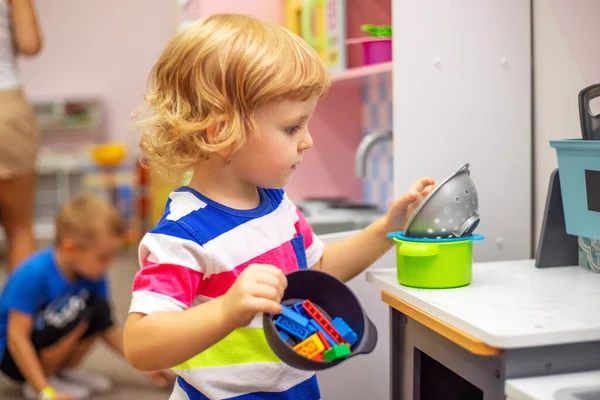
{"left": 0, "top": 195, "right": 173, "bottom": 399}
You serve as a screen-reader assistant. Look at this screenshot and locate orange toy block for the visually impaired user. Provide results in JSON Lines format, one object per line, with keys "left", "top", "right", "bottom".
{"left": 293, "top": 333, "right": 325, "bottom": 359}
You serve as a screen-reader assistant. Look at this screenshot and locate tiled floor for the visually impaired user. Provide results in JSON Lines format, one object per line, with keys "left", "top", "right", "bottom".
{"left": 0, "top": 247, "right": 174, "bottom": 399}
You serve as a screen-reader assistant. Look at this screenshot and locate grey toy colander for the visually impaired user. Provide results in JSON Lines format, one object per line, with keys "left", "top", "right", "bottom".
{"left": 404, "top": 163, "right": 480, "bottom": 239}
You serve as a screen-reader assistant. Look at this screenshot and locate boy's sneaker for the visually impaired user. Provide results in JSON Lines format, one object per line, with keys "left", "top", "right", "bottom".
{"left": 58, "top": 367, "right": 114, "bottom": 394}
{"left": 22, "top": 376, "right": 91, "bottom": 399}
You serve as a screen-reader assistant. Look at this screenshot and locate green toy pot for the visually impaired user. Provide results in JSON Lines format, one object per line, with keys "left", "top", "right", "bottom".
{"left": 387, "top": 232, "right": 485, "bottom": 289}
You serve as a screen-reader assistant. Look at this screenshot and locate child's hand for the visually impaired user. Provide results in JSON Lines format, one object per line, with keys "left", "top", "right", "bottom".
{"left": 385, "top": 177, "right": 437, "bottom": 232}
{"left": 223, "top": 264, "right": 287, "bottom": 329}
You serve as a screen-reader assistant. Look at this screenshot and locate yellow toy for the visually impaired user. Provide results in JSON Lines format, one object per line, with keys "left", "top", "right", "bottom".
{"left": 284, "top": 0, "right": 346, "bottom": 73}
{"left": 293, "top": 333, "right": 326, "bottom": 359}
{"left": 90, "top": 142, "right": 127, "bottom": 167}
{"left": 89, "top": 143, "right": 127, "bottom": 207}
{"left": 88, "top": 142, "right": 138, "bottom": 245}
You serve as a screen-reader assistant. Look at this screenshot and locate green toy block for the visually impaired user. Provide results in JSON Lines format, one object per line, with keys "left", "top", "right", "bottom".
{"left": 323, "top": 343, "right": 351, "bottom": 361}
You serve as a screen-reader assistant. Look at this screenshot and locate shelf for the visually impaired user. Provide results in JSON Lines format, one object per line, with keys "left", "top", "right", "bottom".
{"left": 0, "top": 220, "right": 55, "bottom": 243}
{"left": 330, "top": 62, "right": 392, "bottom": 84}
{"left": 37, "top": 150, "right": 91, "bottom": 174}
{"left": 33, "top": 98, "right": 104, "bottom": 136}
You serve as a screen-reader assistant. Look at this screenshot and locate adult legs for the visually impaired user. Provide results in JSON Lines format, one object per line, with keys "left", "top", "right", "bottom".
{"left": 0, "top": 173, "right": 36, "bottom": 272}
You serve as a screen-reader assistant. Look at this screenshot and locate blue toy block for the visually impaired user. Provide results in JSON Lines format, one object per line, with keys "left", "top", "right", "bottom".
{"left": 280, "top": 305, "right": 309, "bottom": 327}
{"left": 331, "top": 317, "right": 358, "bottom": 347}
{"left": 308, "top": 320, "right": 335, "bottom": 347}
{"left": 279, "top": 330, "right": 290, "bottom": 341}
{"left": 277, "top": 329, "right": 297, "bottom": 347}
{"left": 293, "top": 301, "right": 309, "bottom": 317}
{"left": 275, "top": 316, "right": 310, "bottom": 340}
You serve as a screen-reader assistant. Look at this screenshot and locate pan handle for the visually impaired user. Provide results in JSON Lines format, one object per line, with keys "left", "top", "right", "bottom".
{"left": 578, "top": 83, "right": 600, "bottom": 140}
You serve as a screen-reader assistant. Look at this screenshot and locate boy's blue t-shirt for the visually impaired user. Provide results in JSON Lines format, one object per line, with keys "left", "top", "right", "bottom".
{"left": 0, "top": 247, "right": 109, "bottom": 356}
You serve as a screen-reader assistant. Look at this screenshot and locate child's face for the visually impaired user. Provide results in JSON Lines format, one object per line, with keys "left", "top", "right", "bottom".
{"left": 230, "top": 95, "right": 319, "bottom": 188}
{"left": 67, "top": 233, "right": 122, "bottom": 281}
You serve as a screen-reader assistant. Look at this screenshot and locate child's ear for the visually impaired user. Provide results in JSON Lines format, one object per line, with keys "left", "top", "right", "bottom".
{"left": 206, "top": 115, "right": 226, "bottom": 144}
{"left": 61, "top": 238, "right": 79, "bottom": 254}
{"left": 207, "top": 118, "right": 235, "bottom": 162}
{"left": 205, "top": 122, "right": 222, "bottom": 144}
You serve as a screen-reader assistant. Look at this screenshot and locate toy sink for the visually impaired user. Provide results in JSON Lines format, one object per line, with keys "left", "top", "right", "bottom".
{"left": 263, "top": 269, "right": 377, "bottom": 371}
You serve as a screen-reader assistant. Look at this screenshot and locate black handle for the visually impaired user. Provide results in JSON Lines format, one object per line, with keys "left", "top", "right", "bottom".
{"left": 578, "top": 83, "right": 600, "bottom": 140}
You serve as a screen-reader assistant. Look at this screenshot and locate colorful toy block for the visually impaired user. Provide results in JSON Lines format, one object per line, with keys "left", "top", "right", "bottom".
{"left": 302, "top": 300, "right": 346, "bottom": 345}
{"left": 293, "top": 334, "right": 325, "bottom": 359}
{"left": 275, "top": 315, "right": 311, "bottom": 340}
{"left": 274, "top": 298, "right": 362, "bottom": 363}
{"left": 280, "top": 305, "right": 309, "bottom": 327}
{"left": 308, "top": 320, "right": 335, "bottom": 347}
{"left": 293, "top": 301, "right": 309, "bottom": 317}
{"left": 323, "top": 343, "right": 351, "bottom": 361}
{"left": 279, "top": 330, "right": 290, "bottom": 341}
{"left": 316, "top": 331, "right": 331, "bottom": 350}
{"left": 331, "top": 317, "right": 358, "bottom": 347}
{"left": 279, "top": 329, "right": 298, "bottom": 347}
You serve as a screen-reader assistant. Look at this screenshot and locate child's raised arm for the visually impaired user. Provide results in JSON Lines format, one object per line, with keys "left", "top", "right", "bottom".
{"left": 313, "top": 177, "right": 436, "bottom": 282}
{"left": 124, "top": 263, "right": 286, "bottom": 371}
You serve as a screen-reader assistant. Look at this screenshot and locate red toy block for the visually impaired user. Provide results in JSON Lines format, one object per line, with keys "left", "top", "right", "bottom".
{"left": 312, "top": 353, "right": 323, "bottom": 361}
{"left": 316, "top": 331, "right": 331, "bottom": 350}
{"left": 301, "top": 300, "right": 347, "bottom": 345}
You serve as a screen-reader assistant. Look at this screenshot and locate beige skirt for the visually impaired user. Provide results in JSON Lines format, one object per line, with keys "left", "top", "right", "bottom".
{"left": 0, "top": 89, "right": 40, "bottom": 179}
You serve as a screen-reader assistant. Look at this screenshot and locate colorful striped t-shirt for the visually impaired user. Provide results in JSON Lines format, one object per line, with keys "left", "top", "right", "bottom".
{"left": 129, "top": 186, "right": 324, "bottom": 400}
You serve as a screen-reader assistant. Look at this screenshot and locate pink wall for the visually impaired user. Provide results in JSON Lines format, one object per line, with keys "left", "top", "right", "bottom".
{"left": 286, "top": 83, "right": 362, "bottom": 201}
{"left": 19, "top": 0, "right": 178, "bottom": 152}
{"left": 20, "top": 0, "right": 389, "bottom": 202}
{"left": 196, "top": 0, "right": 283, "bottom": 25}
{"left": 287, "top": 0, "right": 392, "bottom": 202}
{"left": 192, "top": 0, "right": 367, "bottom": 201}
{"left": 190, "top": 0, "right": 392, "bottom": 202}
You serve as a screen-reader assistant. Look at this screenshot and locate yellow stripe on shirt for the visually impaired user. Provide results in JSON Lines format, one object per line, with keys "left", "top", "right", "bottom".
{"left": 173, "top": 327, "right": 281, "bottom": 370}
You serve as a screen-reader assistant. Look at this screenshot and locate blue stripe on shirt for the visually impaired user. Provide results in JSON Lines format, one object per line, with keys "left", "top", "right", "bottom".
{"left": 153, "top": 187, "right": 285, "bottom": 245}
{"left": 176, "top": 374, "right": 320, "bottom": 400}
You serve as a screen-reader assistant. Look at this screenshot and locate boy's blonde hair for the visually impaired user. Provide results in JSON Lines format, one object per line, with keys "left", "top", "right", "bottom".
{"left": 136, "top": 13, "right": 331, "bottom": 180}
{"left": 55, "top": 194, "right": 125, "bottom": 247}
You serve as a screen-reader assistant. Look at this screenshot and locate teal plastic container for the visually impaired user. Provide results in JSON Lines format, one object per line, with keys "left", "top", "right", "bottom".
{"left": 387, "top": 233, "right": 484, "bottom": 289}
{"left": 550, "top": 139, "right": 600, "bottom": 240}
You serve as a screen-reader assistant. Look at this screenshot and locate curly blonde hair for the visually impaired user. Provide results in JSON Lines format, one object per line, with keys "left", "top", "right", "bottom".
{"left": 136, "top": 13, "right": 331, "bottom": 180}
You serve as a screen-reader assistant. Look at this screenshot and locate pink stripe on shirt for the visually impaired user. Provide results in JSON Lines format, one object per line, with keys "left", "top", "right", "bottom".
{"left": 294, "top": 209, "right": 314, "bottom": 248}
{"left": 201, "top": 240, "right": 301, "bottom": 299}
{"left": 133, "top": 261, "right": 203, "bottom": 307}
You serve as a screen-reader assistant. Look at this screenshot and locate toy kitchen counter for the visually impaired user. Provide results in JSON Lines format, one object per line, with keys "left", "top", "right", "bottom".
{"left": 366, "top": 260, "right": 600, "bottom": 400}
